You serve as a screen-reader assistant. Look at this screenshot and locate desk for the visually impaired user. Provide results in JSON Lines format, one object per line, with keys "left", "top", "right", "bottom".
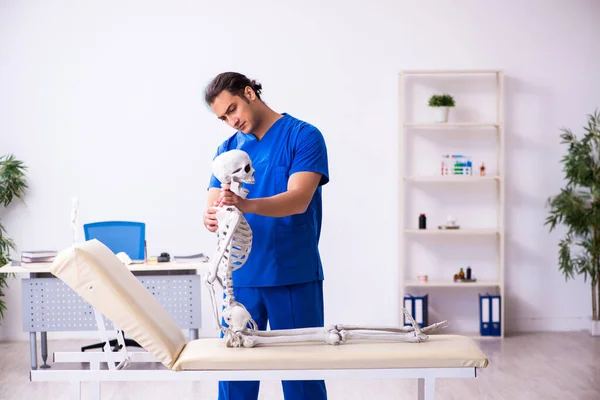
{"left": 0, "top": 260, "right": 211, "bottom": 370}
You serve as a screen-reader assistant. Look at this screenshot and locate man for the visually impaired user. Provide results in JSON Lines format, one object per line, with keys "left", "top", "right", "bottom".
{"left": 203, "top": 72, "right": 329, "bottom": 400}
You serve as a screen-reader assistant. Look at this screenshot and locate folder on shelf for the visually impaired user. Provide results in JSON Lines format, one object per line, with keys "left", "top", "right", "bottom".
{"left": 403, "top": 294, "right": 428, "bottom": 328}
{"left": 479, "top": 293, "right": 501, "bottom": 336}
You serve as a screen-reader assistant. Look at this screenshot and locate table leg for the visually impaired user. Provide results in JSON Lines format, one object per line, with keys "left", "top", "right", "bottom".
{"left": 90, "top": 361, "right": 101, "bottom": 400}
{"left": 70, "top": 380, "right": 82, "bottom": 400}
{"left": 40, "top": 332, "right": 50, "bottom": 368}
{"left": 29, "top": 332, "right": 38, "bottom": 370}
{"left": 189, "top": 328, "right": 199, "bottom": 341}
{"left": 417, "top": 377, "right": 436, "bottom": 400}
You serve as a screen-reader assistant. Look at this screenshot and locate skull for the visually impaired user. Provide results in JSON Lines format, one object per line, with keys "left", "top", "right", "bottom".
{"left": 212, "top": 149, "right": 255, "bottom": 185}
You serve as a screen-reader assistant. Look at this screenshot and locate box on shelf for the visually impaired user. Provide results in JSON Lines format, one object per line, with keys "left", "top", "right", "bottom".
{"left": 441, "top": 154, "right": 472, "bottom": 176}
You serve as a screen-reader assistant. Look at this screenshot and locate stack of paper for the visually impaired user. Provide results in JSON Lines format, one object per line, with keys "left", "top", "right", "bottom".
{"left": 21, "top": 250, "right": 57, "bottom": 265}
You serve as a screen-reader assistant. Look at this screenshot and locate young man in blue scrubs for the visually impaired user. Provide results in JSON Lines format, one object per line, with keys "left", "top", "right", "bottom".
{"left": 203, "top": 72, "right": 329, "bottom": 400}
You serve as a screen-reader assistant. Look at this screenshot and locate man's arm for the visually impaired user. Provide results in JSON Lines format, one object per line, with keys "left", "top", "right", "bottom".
{"left": 204, "top": 187, "right": 222, "bottom": 232}
{"left": 219, "top": 124, "right": 328, "bottom": 217}
{"left": 207, "top": 187, "right": 221, "bottom": 209}
{"left": 249, "top": 171, "right": 322, "bottom": 217}
{"left": 219, "top": 171, "right": 322, "bottom": 217}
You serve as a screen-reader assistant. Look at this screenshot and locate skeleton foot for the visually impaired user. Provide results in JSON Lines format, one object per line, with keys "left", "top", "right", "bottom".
{"left": 421, "top": 320, "right": 449, "bottom": 334}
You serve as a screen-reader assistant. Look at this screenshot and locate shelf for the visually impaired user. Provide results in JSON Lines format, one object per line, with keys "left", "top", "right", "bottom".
{"left": 403, "top": 122, "right": 499, "bottom": 128}
{"left": 405, "top": 280, "right": 502, "bottom": 288}
{"left": 400, "top": 69, "right": 502, "bottom": 75}
{"left": 399, "top": 68, "right": 505, "bottom": 338}
{"left": 403, "top": 228, "right": 500, "bottom": 235}
{"left": 404, "top": 175, "right": 500, "bottom": 183}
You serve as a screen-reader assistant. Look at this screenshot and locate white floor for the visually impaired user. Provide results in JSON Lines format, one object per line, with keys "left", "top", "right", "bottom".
{"left": 0, "top": 331, "right": 599, "bottom": 399}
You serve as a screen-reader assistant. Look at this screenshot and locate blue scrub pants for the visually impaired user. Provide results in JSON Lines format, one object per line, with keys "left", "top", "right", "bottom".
{"left": 218, "top": 280, "right": 327, "bottom": 400}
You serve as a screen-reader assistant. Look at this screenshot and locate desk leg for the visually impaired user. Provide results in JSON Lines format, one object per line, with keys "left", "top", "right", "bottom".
{"left": 40, "top": 332, "right": 50, "bottom": 368}
{"left": 417, "top": 377, "right": 436, "bottom": 400}
{"left": 189, "top": 328, "right": 199, "bottom": 341}
{"left": 29, "top": 332, "right": 38, "bottom": 370}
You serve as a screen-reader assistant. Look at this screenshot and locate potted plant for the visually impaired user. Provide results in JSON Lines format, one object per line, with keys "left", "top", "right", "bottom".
{"left": 428, "top": 93, "right": 455, "bottom": 123}
{"left": 545, "top": 110, "right": 600, "bottom": 336}
{"left": 0, "top": 153, "right": 28, "bottom": 323}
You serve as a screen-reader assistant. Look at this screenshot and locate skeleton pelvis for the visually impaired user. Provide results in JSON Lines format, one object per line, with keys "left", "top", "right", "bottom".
{"left": 223, "top": 303, "right": 253, "bottom": 332}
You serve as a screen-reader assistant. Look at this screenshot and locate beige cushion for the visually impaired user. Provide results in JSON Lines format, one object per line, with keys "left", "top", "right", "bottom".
{"left": 50, "top": 239, "right": 187, "bottom": 369}
{"left": 173, "top": 335, "right": 488, "bottom": 371}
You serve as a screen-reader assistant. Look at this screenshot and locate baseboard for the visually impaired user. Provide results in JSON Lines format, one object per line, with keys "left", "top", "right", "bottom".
{"left": 506, "top": 316, "right": 590, "bottom": 332}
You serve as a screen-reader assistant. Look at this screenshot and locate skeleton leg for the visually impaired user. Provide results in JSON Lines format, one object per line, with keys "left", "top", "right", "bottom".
{"left": 234, "top": 310, "right": 447, "bottom": 348}
{"left": 329, "top": 320, "right": 449, "bottom": 335}
{"left": 237, "top": 325, "right": 433, "bottom": 348}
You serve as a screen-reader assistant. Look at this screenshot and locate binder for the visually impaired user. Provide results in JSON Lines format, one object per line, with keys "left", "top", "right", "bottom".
{"left": 403, "top": 294, "right": 428, "bottom": 328}
{"left": 479, "top": 294, "right": 501, "bottom": 336}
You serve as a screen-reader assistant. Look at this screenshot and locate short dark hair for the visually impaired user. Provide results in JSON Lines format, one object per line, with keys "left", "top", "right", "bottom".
{"left": 204, "top": 72, "right": 263, "bottom": 105}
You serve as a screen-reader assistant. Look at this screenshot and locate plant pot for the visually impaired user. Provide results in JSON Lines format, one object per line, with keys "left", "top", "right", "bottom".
{"left": 591, "top": 319, "right": 600, "bottom": 336}
{"left": 431, "top": 106, "right": 450, "bottom": 123}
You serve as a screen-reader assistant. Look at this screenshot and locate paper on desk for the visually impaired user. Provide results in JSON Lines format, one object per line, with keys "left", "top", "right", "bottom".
{"left": 172, "top": 253, "right": 209, "bottom": 262}
{"left": 116, "top": 252, "right": 133, "bottom": 265}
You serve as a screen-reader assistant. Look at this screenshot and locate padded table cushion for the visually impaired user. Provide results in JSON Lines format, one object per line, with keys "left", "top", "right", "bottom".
{"left": 51, "top": 240, "right": 488, "bottom": 373}
{"left": 173, "top": 335, "right": 489, "bottom": 371}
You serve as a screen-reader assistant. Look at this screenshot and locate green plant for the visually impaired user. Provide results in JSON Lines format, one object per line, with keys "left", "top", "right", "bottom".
{"left": 0, "top": 153, "right": 28, "bottom": 322}
{"left": 545, "top": 110, "right": 600, "bottom": 321}
{"left": 428, "top": 94, "right": 455, "bottom": 107}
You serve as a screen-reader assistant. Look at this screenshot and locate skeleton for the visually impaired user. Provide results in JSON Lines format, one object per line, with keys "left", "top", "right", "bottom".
{"left": 205, "top": 149, "right": 448, "bottom": 348}
{"left": 204, "top": 149, "right": 257, "bottom": 348}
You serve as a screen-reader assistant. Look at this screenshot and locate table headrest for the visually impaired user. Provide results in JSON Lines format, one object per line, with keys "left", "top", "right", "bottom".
{"left": 50, "top": 239, "right": 187, "bottom": 369}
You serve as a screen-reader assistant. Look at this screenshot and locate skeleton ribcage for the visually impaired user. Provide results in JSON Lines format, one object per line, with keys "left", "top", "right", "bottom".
{"left": 217, "top": 209, "right": 252, "bottom": 278}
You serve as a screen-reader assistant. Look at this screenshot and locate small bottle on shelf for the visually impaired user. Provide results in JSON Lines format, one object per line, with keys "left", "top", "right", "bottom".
{"left": 480, "top": 162, "right": 486, "bottom": 176}
{"left": 459, "top": 268, "right": 465, "bottom": 279}
{"left": 418, "top": 213, "right": 427, "bottom": 229}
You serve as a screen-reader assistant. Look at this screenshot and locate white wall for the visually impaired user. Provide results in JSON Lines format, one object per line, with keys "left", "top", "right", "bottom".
{"left": 1, "top": 0, "right": 599, "bottom": 341}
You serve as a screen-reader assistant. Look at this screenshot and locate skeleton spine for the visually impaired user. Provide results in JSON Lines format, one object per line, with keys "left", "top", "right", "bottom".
{"left": 224, "top": 256, "right": 235, "bottom": 306}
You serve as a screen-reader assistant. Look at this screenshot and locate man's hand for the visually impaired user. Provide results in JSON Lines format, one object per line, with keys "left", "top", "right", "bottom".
{"left": 204, "top": 200, "right": 220, "bottom": 232}
{"left": 219, "top": 184, "right": 253, "bottom": 213}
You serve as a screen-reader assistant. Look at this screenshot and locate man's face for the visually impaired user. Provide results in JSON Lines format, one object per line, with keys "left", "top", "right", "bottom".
{"left": 210, "top": 87, "right": 257, "bottom": 134}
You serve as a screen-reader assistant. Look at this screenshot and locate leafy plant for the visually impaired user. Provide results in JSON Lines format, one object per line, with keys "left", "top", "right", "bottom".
{"left": 0, "top": 153, "right": 28, "bottom": 322}
{"left": 545, "top": 110, "right": 600, "bottom": 321}
{"left": 428, "top": 94, "right": 455, "bottom": 107}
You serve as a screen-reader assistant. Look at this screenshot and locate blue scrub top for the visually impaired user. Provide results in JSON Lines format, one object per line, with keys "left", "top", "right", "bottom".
{"left": 208, "top": 113, "right": 329, "bottom": 287}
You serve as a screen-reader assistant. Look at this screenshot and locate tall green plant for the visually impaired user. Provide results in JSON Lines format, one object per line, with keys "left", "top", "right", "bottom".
{"left": 0, "top": 154, "right": 28, "bottom": 322}
{"left": 546, "top": 110, "right": 600, "bottom": 321}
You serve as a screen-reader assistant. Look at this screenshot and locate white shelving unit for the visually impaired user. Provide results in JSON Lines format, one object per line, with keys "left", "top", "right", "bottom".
{"left": 398, "top": 69, "right": 505, "bottom": 338}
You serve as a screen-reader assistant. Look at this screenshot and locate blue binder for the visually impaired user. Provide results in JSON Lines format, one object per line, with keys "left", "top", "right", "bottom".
{"left": 403, "top": 294, "right": 428, "bottom": 328}
{"left": 479, "top": 294, "right": 501, "bottom": 336}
